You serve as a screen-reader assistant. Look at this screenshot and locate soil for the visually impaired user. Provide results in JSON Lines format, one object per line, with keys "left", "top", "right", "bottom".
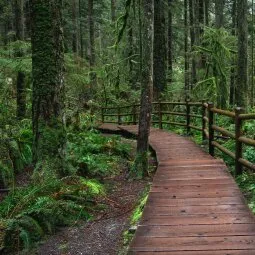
{"left": 28, "top": 138, "right": 155, "bottom": 255}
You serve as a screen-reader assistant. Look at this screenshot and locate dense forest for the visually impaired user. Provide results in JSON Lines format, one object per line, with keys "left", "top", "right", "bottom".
{"left": 0, "top": 0, "right": 255, "bottom": 254}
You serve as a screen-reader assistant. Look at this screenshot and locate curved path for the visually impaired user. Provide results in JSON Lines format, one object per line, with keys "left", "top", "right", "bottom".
{"left": 99, "top": 124, "right": 255, "bottom": 255}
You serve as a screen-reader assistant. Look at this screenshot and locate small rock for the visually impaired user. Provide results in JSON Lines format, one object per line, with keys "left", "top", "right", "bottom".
{"left": 129, "top": 225, "right": 137, "bottom": 234}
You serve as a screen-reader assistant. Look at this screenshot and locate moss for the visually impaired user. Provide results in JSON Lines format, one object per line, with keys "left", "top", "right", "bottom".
{"left": 119, "top": 191, "right": 149, "bottom": 255}
{"left": 130, "top": 194, "right": 148, "bottom": 225}
{"left": 132, "top": 152, "right": 149, "bottom": 178}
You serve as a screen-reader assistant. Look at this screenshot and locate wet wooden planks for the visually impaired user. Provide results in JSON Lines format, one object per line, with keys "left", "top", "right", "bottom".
{"left": 99, "top": 124, "right": 255, "bottom": 254}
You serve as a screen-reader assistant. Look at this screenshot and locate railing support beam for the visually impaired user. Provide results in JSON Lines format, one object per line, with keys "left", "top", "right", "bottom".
{"left": 208, "top": 102, "right": 215, "bottom": 156}
{"left": 235, "top": 107, "right": 244, "bottom": 176}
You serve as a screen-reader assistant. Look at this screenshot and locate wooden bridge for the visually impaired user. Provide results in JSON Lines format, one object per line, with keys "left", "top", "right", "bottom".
{"left": 100, "top": 101, "right": 255, "bottom": 254}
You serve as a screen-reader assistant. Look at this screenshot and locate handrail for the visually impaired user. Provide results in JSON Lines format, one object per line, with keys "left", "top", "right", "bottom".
{"left": 101, "top": 100, "right": 255, "bottom": 175}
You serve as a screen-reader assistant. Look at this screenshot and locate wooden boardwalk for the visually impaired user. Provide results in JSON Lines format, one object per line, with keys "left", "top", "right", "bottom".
{"left": 100, "top": 124, "right": 255, "bottom": 255}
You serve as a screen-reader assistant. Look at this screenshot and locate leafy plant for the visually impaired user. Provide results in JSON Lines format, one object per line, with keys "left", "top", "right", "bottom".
{"left": 0, "top": 175, "right": 102, "bottom": 252}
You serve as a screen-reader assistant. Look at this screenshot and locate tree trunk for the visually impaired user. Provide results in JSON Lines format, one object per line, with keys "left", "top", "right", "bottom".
{"left": 135, "top": 0, "right": 153, "bottom": 176}
{"left": 127, "top": 18, "right": 135, "bottom": 87}
{"left": 230, "top": 0, "right": 237, "bottom": 105}
{"left": 153, "top": 0, "right": 166, "bottom": 100}
{"left": 215, "top": 0, "right": 225, "bottom": 28}
{"left": 88, "top": 0, "right": 96, "bottom": 91}
{"left": 252, "top": 0, "right": 254, "bottom": 106}
{"left": 31, "top": 0, "right": 66, "bottom": 171}
{"left": 184, "top": 0, "right": 189, "bottom": 93}
{"left": 204, "top": 0, "right": 209, "bottom": 26}
{"left": 189, "top": 0, "right": 197, "bottom": 86}
{"left": 111, "top": 0, "right": 116, "bottom": 22}
{"left": 14, "top": 0, "right": 26, "bottom": 120}
{"left": 79, "top": 0, "right": 84, "bottom": 58}
{"left": 168, "top": 0, "right": 173, "bottom": 83}
{"left": 72, "top": 0, "right": 79, "bottom": 54}
{"left": 236, "top": 0, "right": 248, "bottom": 109}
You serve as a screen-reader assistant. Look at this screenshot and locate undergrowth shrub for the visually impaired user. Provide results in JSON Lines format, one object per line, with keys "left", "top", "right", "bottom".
{"left": 236, "top": 172, "right": 255, "bottom": 213}
{"left": 0, "top": 175, "right": 103, "bottom": 252}
{"left": 0, "top": 120, "right": 33, "bottom": 188}
{"left": 67, "top": 130, "right": 131, "bottom": 177}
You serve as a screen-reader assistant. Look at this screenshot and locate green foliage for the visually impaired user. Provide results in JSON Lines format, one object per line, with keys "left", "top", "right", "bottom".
{"left": 67, "top": 130, "right": 131, "bottom": 177}
{"left": 0, "top": 175, "right": 103, "bottom": 252}
{"left": 130, "top": 194, "right": 148, "bottom": 225}
{"left": 236, "top": 172, "right": 255, "bottom": 213}
{"left": 132, "top": 152, "right": 149, "bottom": 178}
{"left": 193, "top": 28, "right": 236, "bottom": 107}
{"left": 0, "top": 120, "right": 33, "bottom": 188}
{"left": 0, "top": 161, "right": 14, "bottom": 188}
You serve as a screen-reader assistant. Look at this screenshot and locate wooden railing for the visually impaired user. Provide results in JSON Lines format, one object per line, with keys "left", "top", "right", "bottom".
{"left": 101, "top": 100, "right": 255, "bottom": 175}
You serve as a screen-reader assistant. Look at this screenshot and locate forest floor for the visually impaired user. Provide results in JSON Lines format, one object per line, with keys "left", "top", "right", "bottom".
{"left": 28, "top": 138, "right": 155, "bottom": 255}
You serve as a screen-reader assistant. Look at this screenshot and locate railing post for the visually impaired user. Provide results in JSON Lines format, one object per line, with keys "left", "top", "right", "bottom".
{"left": 235, "top": 107, "right": 244, "bottom": 176}
{"left": 208, "top": 102, "right": 215, "bottom": 156}
{"left": 133, "top": 105, "right": 137, "bottom": 125}
{"left": 118, "top": 107, "right": 121, "bottom": 125}
{"left": 202, "top": 100, "right": 206, "bottom": 141}
{"left": 159, "top": 101, "right": 163, "bottom": 129}
{"left": 101, "top": 108, "right": 104, "bottom": 123}
{"left": 186, "top": 98, "right": 191, "bottom": 135}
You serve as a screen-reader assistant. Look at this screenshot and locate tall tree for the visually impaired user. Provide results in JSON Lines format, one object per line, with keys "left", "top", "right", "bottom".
{"left": 135, "top": 0, "right": 153, "bottom": 176}
{"left": 204, "top": 0, "right": 209, "bottom": 26}
{"left": 215, "top": 0, "right": 225, "bottom": 28}
{"left": 72, "top": 0, "right": 79, "bottom": 54}
{"left": 88, "top": 0, "right": 96, "bottom": 90}
{"left": 189, "top": 0, "right": 197, "bottom": 85}
{"left": 236, "top": 0, "right": 248, "bottom": 109}
{"left": 31, "top": 0, "right": 66, "bottom": 170}
{"left": 153, "top": 0, "right": 166, "bottom": 99}
{"left": 230, "top": 0, "right": 237, "bottom": 105}
{"left": 184, "top": 0, "right": 189, "bottom": 92}
{"left": 168, "top": 0, "right": 173, "bottom": 82}
{"left": 14, "top": 0, "right": 26, "bottom": 119}
{"left": 111, "top": 0, "right": 116, "bottom": 22}
{"left": 79, "top": 0, "right": 84, "bottom": 58}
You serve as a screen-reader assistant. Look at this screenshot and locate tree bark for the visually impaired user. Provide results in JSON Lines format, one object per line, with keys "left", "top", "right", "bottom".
{"left": 31, "top": 0, "right": 66, "bottom": 170}
{"left": 204, "top": 0, "right": 209, "bottom": 26}
{"left": 14, "top": 0, "right": 26, "bottom": 120}
{"left": 236, "top": 0, "right": 248, "bottom": 109}
{"left": 153, "top": 0, "right": 166, "bottom": 100}
{"left": 230, "top": 0, "right": 236, "bottom": 105}
{"left": 79, "top": 0, "right": 84, "bottom": 58}
{"left": 215, "top": 0, "right": 225, "bottom": 28}
{"left": 111, "top": 0, "right": 116, "bottom": 22}
{"left": 135, "top": 0, "right": 153, "bottom": 176}
{"left": 184, "top": 0, "right": 189, "bottom": 93}
{"left": 88, "top": 0, "right": 96, "bottom": 90}
{"left": 72, "top": 0, "right": 79, "bottom": 54}
{"left": 168, "top": 0, "right": 173, "bottom": 82}
{"left": 189, "top": 0, "right": 197, "bottom": 86}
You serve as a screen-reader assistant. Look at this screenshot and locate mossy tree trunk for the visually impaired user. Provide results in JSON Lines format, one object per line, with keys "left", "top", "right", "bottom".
{"left": 230, "top": 0, "right": 237, "bottom": 105}
{"left": 153, "top": 0, "right": 166, "bottom": 100}
{"left": 72, "top": 0, "right": 79, "bottom": 55}
{"left": 111, "top": 0, "right": 116, "bottom": 22}
{"left": 168, "top": 0, "right": 173, "bottom": 83}
{"left": 14, "top": 0, "right": 26, "bottom": 120}
{"left": 189, "top": 0, "right": 197, "bottom": 86}
{"left": 215, "top": 0, "right": 225, "bottom": 28}
{"left": 236, "top": 0, "right": 248, "bottom": 109}
{"left": 31, "top": 0, "right": 66, "bottom": 171}
{"left": 88, "top": 0, "right": 96, "bottom": 92}
{"left": 135, "top": 0, "right": 153, "bottom": 177}
{"left": 184, "top": 0, "right": 189, "bottom": 93}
